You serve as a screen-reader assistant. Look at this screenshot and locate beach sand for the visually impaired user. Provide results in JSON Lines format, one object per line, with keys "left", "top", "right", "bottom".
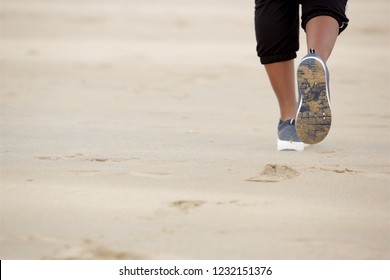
{"left": 1, "top": 0, "right": 389, "bottom": 259}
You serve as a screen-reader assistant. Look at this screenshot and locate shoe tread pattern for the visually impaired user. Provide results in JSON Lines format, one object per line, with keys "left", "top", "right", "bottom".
{"left": 296, "top": 59, "right": 331, "bottom": 144}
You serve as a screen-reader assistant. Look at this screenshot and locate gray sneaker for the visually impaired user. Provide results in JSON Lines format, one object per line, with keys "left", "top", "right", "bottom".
{"left": 277, "top": 119, "right": 304, "bottom": 151}
{"left": 296, "top": 49, "right": 332, "bottom": 144}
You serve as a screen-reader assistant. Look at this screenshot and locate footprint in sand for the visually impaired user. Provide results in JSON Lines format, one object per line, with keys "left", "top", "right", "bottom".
{"left": 318, "top": 166, "right": 358, "bottom": 174}
{"left": 247, "top": 164, "right": 299, "bottom": 183}
{"left": 36, "top": 154, "right": 137, "bottom": 163}
{"left": 36, "top": 156, "right": 62, "bottom": 161}
{"left": 43, "top": 239, "right": 143, "bottom": 260}
{"left": 170, "top": 200, "right": 206, "bottom": 214}
{"left": 81, "top": 157, "right": 132, "bottom": 163}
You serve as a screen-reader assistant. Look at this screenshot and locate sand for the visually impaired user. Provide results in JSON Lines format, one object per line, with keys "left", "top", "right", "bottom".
{"left": 0, "top": 0, "right": 389, "bottom": 259}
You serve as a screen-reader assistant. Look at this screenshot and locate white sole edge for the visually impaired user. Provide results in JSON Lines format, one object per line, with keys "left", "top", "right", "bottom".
{"left": 277, "top": 139, "right": 305, "bottom": 151}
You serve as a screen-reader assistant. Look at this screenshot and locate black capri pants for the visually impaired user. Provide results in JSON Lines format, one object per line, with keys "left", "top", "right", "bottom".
{"left": 255, "top": 0, "right": 349, "bottom": 64}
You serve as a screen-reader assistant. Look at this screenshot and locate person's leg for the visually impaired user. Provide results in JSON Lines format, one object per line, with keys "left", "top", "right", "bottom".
{"left": 301, "top": 0, "right": 350, "bottom": 60}
{"left": 254, "top": 0, "right": 299, "bottom": 121}
{"left": 264, "top": 60, "right": 297, "bottom": 121}
{"left": 296, "top": 1, "right": 349, "bottom": 144}
{"left": 305, "top": 16, "right": 339, "bottom": 62}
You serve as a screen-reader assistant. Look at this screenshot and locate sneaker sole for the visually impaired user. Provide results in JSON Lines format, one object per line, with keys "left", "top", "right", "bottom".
{"left": 277, "top": 139, "right": 304, "bottom": 151}
{"left": 296, "top": 57, "right": 331, "bottom": 144}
